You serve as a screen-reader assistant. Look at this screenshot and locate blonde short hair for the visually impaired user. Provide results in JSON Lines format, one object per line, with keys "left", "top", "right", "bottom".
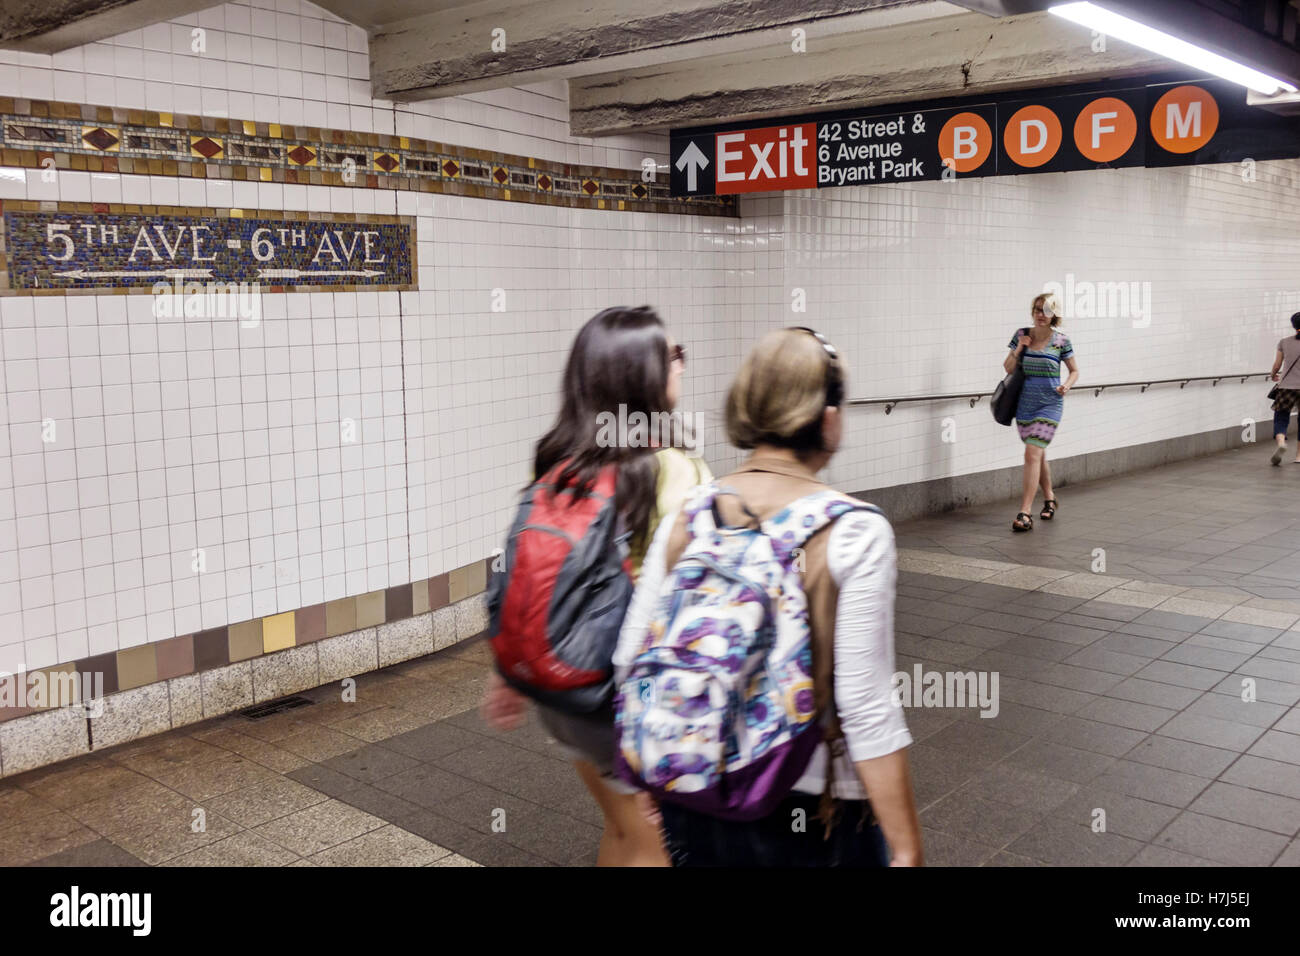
{"left": 1033, "top": 292, "right": 1063, "bottom": 327}
{"left": 726, "top": 328, "right": 843, "bottom": 451}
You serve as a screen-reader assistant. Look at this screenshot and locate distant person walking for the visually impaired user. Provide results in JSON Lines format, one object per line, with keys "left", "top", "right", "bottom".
{"left": 1005, "top": 292, "right": 1079, "bottom": 532}
{"left": 1269, "top": 312, "right": 1300, "bottom": 466}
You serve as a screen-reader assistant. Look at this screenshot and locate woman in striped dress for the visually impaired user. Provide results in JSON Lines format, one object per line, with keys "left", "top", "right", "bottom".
{"left": 1004, "top": 292, "right": 1079, "bottom": 532}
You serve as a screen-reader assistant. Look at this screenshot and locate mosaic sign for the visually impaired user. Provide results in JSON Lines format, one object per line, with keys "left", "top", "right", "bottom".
{"left": 0, "top": 205, "right": 416, "bottom": 293}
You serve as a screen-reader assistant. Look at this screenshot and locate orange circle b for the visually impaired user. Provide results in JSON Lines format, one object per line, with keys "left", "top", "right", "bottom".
{"left": 1073, "top": 97, "right": 1137, "bottom": 163}
{"left": 1151, "top": 85, "right": 1219, "bottom": 154}
{"left": 1004, "top": 105, "right": 1062, "bottom": 168}
{"left": 939, "top": 113, "right": 992, "bottom": 173}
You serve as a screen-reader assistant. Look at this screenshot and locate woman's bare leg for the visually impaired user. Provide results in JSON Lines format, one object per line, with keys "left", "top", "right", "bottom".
{"left": 572, "top": 760, "right": 669, "bottom": 867}
{"left": 1020, "top": 445, "right": 1043, "bottom": 515}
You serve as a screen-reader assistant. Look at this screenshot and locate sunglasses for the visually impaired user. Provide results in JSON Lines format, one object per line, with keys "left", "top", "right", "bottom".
{"left": 669, "top": 344, "right": 687, "bottom": 366}
{"left": 790, "top": 327, "right": 843, "bottom": 407}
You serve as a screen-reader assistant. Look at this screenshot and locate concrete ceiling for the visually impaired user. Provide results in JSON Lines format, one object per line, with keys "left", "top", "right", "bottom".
{"left": 5, "top": 0, "right": 1299, "bottom": 135}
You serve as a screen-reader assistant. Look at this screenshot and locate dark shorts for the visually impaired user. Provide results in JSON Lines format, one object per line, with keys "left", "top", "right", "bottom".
{"left": 534, "top": 702, "right": 639, "bottom": 795}
{"left": 659, "top": 790, "right": 890, "bottom": 867}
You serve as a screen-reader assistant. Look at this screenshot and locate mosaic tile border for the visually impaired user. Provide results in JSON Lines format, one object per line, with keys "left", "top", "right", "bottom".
{"left": 0, "top": 557, "right": 490, "bottom": 727}
{"left": 0, "top": 200, "right": 417, "bottom": 295}
{"left": 0, "top": 98, "right": 738, "bottom": 219}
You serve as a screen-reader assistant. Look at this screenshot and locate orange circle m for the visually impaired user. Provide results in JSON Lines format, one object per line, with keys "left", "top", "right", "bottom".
{"left": 1004, "top": 105, "right": 1063, "bottom": 168}
{"left": 939, "top": 112, "right": 993, "bottom": 173}
{"left": 1151, "top": 85, "right": 1220, "bottom": 154}
{"left": 1073, "top": 97, "right": 1138, "bottom": 163}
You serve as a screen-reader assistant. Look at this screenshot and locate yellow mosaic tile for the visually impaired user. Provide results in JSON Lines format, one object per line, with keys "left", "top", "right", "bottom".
{"left": 262, "top": 611, "right": 296, "bottom": 653}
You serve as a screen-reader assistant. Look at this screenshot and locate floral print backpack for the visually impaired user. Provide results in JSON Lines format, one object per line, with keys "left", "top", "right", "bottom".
{"left": 614, "top": 482, "right": 876, "bottom": 820}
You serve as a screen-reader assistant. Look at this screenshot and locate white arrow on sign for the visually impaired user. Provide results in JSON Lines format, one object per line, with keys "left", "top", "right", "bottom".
{"left": 54, "top": 268, "right": 214, "bottom": 279}
{"left": 675, "top": 140, "right": 709, "bottom": 192}
{"left": 257, "top": 269, "right": 386, "bottom": 279}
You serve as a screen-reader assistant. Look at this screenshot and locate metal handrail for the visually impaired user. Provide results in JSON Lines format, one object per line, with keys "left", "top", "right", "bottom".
{"left": 849, "top": 372, "right": 1276, "bottom": 415}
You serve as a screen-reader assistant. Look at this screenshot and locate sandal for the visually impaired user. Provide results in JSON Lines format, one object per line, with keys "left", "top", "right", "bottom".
{"left": 1012, "top": 512, "right": 1033, "bottom": 532}
{"left": 1040, "top": 499, "right": 1058, "bottom": 520}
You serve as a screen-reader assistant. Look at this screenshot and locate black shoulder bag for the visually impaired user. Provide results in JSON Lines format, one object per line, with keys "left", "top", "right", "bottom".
{"left": 992, "top": 330, "right": 1028, "bottom": 426}
{"left": 1268, "top": 350, "right": 1300, "bottom": 401}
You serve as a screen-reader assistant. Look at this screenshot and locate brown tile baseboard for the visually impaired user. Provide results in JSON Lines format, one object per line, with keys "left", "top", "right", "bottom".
{"left": 0, "top": 558, "right": 490, "bottom": 728}
{"left": 0, "top": 584, "right": 491, "bottom": 779}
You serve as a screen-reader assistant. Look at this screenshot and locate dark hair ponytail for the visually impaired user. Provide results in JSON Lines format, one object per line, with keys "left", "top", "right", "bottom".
{"left": 533, "top": 306, "right": 672, "bottom": 544}
{"left": 1291, "top": 311, "right": 1300, "bottom": 339}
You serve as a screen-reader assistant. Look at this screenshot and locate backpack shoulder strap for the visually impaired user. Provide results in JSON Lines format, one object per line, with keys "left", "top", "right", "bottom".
{"left": 760, "top": 490, "right": 881, "bottom": 564}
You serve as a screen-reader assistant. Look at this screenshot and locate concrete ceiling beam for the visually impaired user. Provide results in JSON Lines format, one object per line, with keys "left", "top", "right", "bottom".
{"left": 368, "top": 0, "right": 947, "bottom": 101}
{"left": 567, "top": 10, "right": 1172, "bottom": 135}
{"left": 0, "top": 0, "right": 213, "bottom": 53}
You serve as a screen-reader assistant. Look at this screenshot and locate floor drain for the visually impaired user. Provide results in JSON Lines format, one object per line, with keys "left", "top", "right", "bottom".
{"left": 238, "top": 695, "right": 315, "bottom": 720}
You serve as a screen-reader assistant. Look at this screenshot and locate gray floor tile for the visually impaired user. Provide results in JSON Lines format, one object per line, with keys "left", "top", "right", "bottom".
{"left": 1153, "top": 811, "right": 1289, "bottom": 866}
{"left": 1184, "top": 692, "right": 1285, "bottom": 728}
{"left": 1155, "top": 712, "right": 1268, "bottom": 752}
{"left": 1031, "top": 621, "right": 1112, "bottom": 647}
{"left": 1092, "top": 760, "right": 1210, "bottom": 807}
{"left": 322, "top": 743, "right": 422, "bottom": 784}
{"left": 1132, "top": 660, "right": 1225, "bottom": 691}
{"left": 24, "top": 837, "right": 147, "bottom": 867}
{"left": 1188, "top": 781, "right": 1300, "bottom": 836}
{"left": 1000, "top": 739, "right": 1116, "bottom": 783}
{"left": 1048, "top": 786, "right": 1181, "bottom": 841}
{"left": 1126, "top": 844, "right": 1223, "bottom": 867}
{"left": 918, "top": 827, "right": 1001, "bottom": 866}
{"left": 1197, "top": 619, "right": 1283, "bottom": 645}
{"left": 1102, "top": 677, "right": 1201, "bottom": 710}
{"left": 1246, "top": 729, "right": 1300, "bottom": 766}
{"left": 1006, "top": 816, "right": 1143, "bottom": 866}
{"left": 1040, "top": 715, "right": 1149, "bottom": 758}
{"left": 1125, "top": 735, "right": 1238, "bottom": 778}
{"left": 920, "top": 720, "right": 1034, "bottom": 762}
{"left": 1209, "top": 674, "right": 1300, "bottom": 706}
{"left": 1220, "top": 755, "right": 1300, "bottom": 799}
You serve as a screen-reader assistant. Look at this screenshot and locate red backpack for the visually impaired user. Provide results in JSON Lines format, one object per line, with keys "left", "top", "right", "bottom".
{"left": 487, "top": 464, "right": 633, "bottom": 714}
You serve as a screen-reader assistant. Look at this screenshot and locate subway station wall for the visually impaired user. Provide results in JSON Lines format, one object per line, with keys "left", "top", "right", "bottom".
{"left": 1, "top": 0, "right": 1298, "bottom": 681}
{"left": 736, "top": 161, "right": 1300, "bottom": 498}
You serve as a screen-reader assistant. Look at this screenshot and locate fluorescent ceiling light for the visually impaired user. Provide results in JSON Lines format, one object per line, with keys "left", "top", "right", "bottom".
{"left": 1049, "top": 1, "right": 1299, "bottom": 96}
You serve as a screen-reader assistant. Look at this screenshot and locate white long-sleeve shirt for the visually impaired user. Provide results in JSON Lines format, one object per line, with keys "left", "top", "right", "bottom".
{"left": 614, "top": 504, "right": 912, "bottom": 800}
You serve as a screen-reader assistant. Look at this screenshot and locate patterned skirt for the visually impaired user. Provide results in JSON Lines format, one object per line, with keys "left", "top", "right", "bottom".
{"left": 1273, "top": 388, "right": 1299, "bottom": 413}
{"left": 1016, "top": 379, "right": 1064, "bottom": 448}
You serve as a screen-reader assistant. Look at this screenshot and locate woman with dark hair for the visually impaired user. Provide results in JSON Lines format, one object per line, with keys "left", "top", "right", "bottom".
{"left": 482, "top": 305, "right": 711, "bottom": 866}
{"left": 1268, "top": 311, "right": 1300, "bottom": 466}
{"left": 1006, "top": 292, "right": 1079, "bottom": 532}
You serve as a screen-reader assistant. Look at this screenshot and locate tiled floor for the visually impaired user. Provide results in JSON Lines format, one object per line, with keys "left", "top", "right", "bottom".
{"left": 2, "top": 443, "right": 1298, "bottom": 866}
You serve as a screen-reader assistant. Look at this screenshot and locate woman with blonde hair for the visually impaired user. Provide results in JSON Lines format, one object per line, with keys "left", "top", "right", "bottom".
{"left": 614, "top": 327, "right": 922, "bottom": 867}
{"left": 1005, "top": 292, "right": 1079, "bottom": 532}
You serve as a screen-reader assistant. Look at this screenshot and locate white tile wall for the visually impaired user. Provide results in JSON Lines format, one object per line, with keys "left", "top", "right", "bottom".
{"left": 1, "top": 0, "right": 1298, "bottom": 677}
{"left": 738, "top": 159, "right": 1300, "bottom": 497}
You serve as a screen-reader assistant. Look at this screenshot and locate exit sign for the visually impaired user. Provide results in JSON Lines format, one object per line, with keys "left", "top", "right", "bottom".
{"left": 670, "top": 77, "right": 1300, "bottom": 197}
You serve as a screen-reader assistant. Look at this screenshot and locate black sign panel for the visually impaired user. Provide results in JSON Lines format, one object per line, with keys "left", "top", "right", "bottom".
{"left": 817, "top": 104, "right": 997, "bottom": 187}
{"left": 670, "top": 77, "right": 1300, "bottom": 197}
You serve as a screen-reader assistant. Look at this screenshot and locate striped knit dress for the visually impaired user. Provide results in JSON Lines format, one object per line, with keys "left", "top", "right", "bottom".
{"left": 1008, "top": 328, "right": 1074, "bottom": 448}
